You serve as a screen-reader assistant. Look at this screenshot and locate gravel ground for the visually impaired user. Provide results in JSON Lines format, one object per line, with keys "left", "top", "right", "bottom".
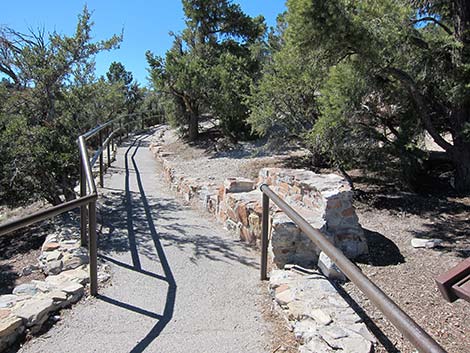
{"left": 158, "top": 126, "right": 307, "bottom": 183}
{"left": 341, "top": 195, "right": 470, "bottom": 353}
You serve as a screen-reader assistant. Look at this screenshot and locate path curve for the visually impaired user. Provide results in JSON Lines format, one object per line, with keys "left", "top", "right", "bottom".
{"left": 19, "top": 130, "right": 271, "bottom": 353}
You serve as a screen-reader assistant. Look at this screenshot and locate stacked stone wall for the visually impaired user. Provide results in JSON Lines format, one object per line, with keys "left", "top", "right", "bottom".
{"left": 0, "top": 224, "right": 109, "bottom": 352}
{"left": 270, "top": 268, "right": 375, "bottom": 353}
{"left": 150, "top": 135, "right": 368, "bottom": 271}
{"left": 258, "top": 168, "right": 368, "bottom": 266}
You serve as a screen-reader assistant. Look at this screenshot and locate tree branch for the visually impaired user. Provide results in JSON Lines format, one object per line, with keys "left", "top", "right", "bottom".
{"left": 411, "top": 17, "right": 453, "bottom": 35}
{"left": 385, "top": 67, "right": 454, "bottom": 152}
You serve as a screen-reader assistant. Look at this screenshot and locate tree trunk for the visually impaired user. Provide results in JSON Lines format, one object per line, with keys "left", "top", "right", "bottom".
{"left": 450, "top": 0, "right": 470, "bottom": 194}
{"left": 452, "top": 139, "right": 470, "bottom": 194}
{"left": 188, "top": 110, "right": 199, "bottom": 141}
{"left": 337, "top": 165, "right": 354, "bottom": 190}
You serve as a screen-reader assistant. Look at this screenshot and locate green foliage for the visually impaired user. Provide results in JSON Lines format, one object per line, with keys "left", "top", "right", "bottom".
{"left": 147, "top": 0, "right": 265, "bottom": 141}
{"left": 249, "top": 0, "right": 470, "bottom": 192}
{"left": 247, "top": 20, "right": 325, "bottom": 138}
{"left": 0, "top": 7, "right": 127, "bottom": 206}
{"left": 107, "top": 61, "right": 133, "bottom": 87}
{"left": 310, "top": 62, "right": 383, "bottom": 171}
{"left": 106, "top": 61, "right": 143, "bottom": 117}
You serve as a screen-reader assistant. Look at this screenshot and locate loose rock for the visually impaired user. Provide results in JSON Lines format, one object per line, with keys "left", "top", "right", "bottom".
{"left": 13, "top": 297, "right": 55, "bottom": 329}
{"left": 269, "top": 269, "right": 374, "bottom": 353}
{"left": 317, "top": 252, "right": 347, "bottom": 282}
{"left": 411, "top": 238, "right": 443, "bottom": 249}
{"left": 12, "top": 283, "right": 39, "bottom": 297}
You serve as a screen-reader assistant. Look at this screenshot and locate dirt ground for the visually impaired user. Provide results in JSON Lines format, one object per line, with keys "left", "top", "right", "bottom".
{"left": 341, "top": 179, "right": 470, "bottom": 353}
{"left": 0, "top": 202, "right": 52, "bottom": 294}
{"left": 155, "top": 126, "right": 470, "bottom": 353}
{"left": 159, "top": 126, "right": 309, "bottom": 184}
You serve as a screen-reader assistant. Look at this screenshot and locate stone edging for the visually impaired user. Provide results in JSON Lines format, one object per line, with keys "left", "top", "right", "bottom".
{"left": 149, "top": 129, "right": 368, "bottom": 265}
{"left": 270, "top": 268, "right": 375, "bottom": 353}
{"left": 0, "top": 225, "right": 109, "bottom": 352}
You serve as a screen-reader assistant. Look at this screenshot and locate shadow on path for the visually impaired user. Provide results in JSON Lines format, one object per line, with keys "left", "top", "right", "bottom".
{"left": 96, "top": 134, "right": 261, "bottom": 351}
{"left": 128, "top": 138, "right": 177, "bottom": 353}
{"left": 97, "top": 135, "right": 177, "bottom": 352}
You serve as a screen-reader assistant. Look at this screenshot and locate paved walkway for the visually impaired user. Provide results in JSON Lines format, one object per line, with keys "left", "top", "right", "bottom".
{"left": 20, "top": 131, "right": 271, "bottom": 353}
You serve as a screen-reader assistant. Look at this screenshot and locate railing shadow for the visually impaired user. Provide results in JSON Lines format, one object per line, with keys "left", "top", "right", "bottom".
{"left": 128, "top": 138, "right": 176, "bottom": 353}
{"left": 125, "top": 138, "right": 142, "bottom": 270}
{"left": 90, "top": 134, "right": 177, "bottom": 352}
{"left": 334, "top": 283, "right": 401, "bottom": 353}
{"left": 96, "top": 133, "right": 261, "bottom": 351}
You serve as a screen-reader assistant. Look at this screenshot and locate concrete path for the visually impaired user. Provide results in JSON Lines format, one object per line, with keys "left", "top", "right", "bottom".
{"left": 19, "top": 130, "right": 271, "bottom": 353}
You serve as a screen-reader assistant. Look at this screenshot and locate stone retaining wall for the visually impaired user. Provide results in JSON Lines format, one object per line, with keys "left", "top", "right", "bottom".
{"left": 0, "top": 265, "right": 88, "bottom": 352}
{"left": 0, "top": 145, "right": 120, "bottom": 351}
{"left": 149, "top": 132, "right": 368, "bottom": 271}
{"left": 149, "top": 130, "right": 377, "bottom": 352}
{"left": 259, "top": 168, "right": 368, "bottom": 267}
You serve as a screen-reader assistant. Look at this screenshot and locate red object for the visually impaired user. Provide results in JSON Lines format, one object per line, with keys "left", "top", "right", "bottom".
{"left": 435, "top": 258, "right": 470, "bottom": 303}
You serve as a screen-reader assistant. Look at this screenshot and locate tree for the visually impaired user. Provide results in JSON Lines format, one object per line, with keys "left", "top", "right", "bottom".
{"left": 247, "top": 14, "right": 324, "bottom": 140}
{"left": 147, "top": 38, "right": 206, "bottom": 140}
{"left": 0, "top": 7, "right": 122, "bottom": 206}
{"left": 107, "top": 61, "right": 133, "bottom": 87}
{"left": 281, "top": 0, "right": 470, "bottom": 193}
{"left": 147, "top": 0, "right": 265, "bottom": 141}
{"left": 106, "top": 61, "right": 144, "bottom": 122}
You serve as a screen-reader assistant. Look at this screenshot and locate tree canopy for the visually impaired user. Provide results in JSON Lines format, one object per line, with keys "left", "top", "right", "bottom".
{"left": 147, "top": 0, "right": 265, "bottom": 141}
{"left": 247, "top": 0, "right": 470, "bottom": 193}
{"left": 2, "top": 0, "right": 470, "bottom": 209}
{"left": 0, "top": 7, "right": 140, "bottom": 206}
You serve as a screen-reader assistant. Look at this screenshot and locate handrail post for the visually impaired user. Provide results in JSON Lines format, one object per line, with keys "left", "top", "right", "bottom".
{"left": 261, "top": 193, "right": 269, "bottom": 280}
{"left": 106, "top": 126, "right": 111, "bottom": 168}
{"left": 110, "top": 123, "right": 114, "bottom": 156}
{"left": 88, "top": 200, "right": 98, "bottom": 296}
{"left": 79, "top": 161, "right": 87, "bottom": 247}
{"left": 119, "top": 120, "right": 122, "bottom": 144}
{"left": 99, "top": 130, "right": 104, "bottom": 188}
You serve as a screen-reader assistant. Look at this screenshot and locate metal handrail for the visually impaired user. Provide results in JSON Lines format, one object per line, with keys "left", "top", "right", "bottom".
{"left": 259, "top": 184, "right": 447, "bottom": 353}
{"left": 0, "top": 195, "right": 97, "bottom": 236}
{"left": 0, "top": 113, "right": 161, "bottom": 296}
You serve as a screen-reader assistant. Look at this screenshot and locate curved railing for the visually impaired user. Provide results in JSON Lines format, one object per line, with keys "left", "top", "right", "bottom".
{"left": 0, "top": 112, "right": 162, "bottom": 296}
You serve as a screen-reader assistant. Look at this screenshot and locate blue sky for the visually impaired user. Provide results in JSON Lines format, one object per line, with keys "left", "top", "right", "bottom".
{"left": 2, "top": 1, "right": 286, "bottom": 86}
